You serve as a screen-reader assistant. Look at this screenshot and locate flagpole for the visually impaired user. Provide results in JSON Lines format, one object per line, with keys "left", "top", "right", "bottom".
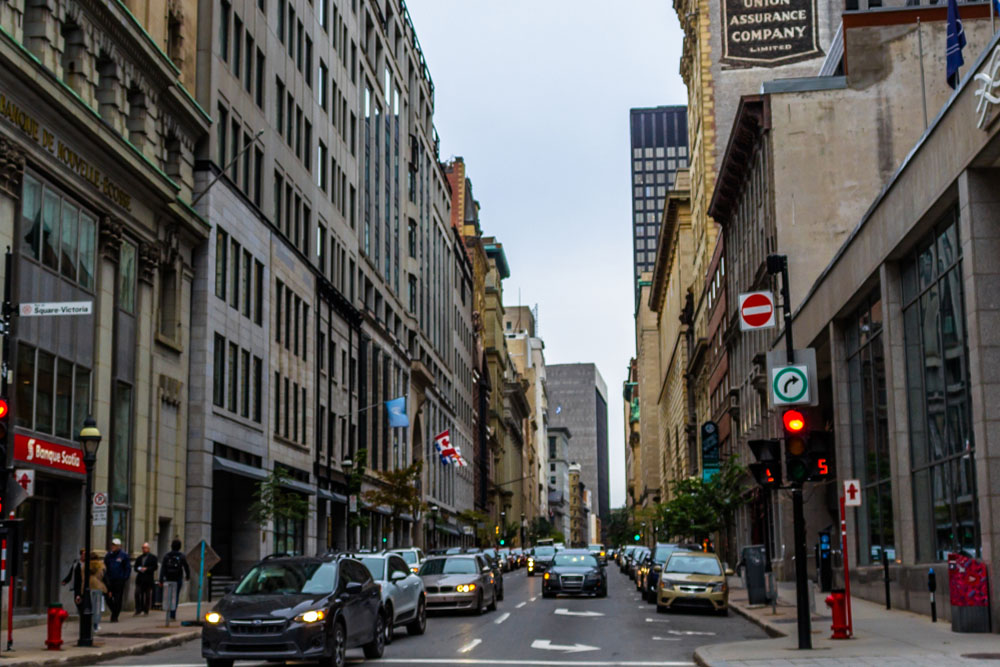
{"left": 918, "top": 17, "right": 929, "bottom": 129}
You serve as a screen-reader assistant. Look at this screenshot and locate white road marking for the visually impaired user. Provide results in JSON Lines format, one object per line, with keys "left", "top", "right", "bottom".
{"left": 644, "top": 617, "right": 671, "bottom": 623}
{"left": 531, "top": 639, "right": 600, "bottom": 653}
{"left": 530, "top": 596, "right": 538, "bottom": 602}
{"left": 458, "top": 638, "right": 482, "bottom": 653}
{"left": 652, "top": 636, "right": 682, "bottom": 641}
{"left": 516, "top": 601, "right": 527, "bottom": 608}
{"left": 554, "top": 608, "right": 604, "bottom": 617}
{"left": 666, "top": 629, "right": 716, "bottom": 636}
{"left": 494, "top": 612, "right": 511, "bottom": 624}
{"left": 365, "top": 661, "right": 696, "bottom": 666}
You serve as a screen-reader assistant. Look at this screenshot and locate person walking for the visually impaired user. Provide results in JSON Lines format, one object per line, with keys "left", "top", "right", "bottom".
{"left": 103, "top": 538, "right": 131, "bottom": 622}
{"left": 61, "top": 548, "right": 86, "bottom": 615}
{"left": 133, "top": 542, "right": 158, "bottom": 615}
{"left": 159, "top": 539, "right": 190, "bottom": 620}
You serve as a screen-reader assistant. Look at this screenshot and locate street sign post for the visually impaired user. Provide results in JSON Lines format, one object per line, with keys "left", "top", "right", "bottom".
{"left": 92, "top": 492, "right": 108, "bottom": 527}
{"left": 772, "top": 365, "right": 810, "bottom": 405}
{"left": 844, "top": 479, "right": 862, "bottom": 506}
{"left": 18, "top": 301, "right": 93, "bottom": 317}
{"left": 738, "top": 291, "right": 776, "bottom": 330}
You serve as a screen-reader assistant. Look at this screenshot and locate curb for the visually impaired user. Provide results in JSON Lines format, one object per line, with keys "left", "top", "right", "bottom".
{"left": 728, "top": 602, "right": 788, "bottom": 638}
{"left": 0, "top": 629, "right": 200, "bottom": 667}
{"left": 692, "top": 647, "right": 710, "bottom": 667}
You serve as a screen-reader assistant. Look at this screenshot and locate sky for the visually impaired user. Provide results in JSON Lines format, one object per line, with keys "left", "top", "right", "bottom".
{"left": 406, "top": 0, "right": 688, "bottom": 509}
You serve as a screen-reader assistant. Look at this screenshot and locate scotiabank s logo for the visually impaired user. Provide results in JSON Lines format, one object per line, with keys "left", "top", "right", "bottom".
{"left": 26, "top": 438, "right": 34, "bottom": 461}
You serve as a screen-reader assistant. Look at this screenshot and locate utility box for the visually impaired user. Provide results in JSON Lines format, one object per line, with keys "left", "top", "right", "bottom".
{"left": 742, "top": 544, "right": 768, "bottom": 605}
{"left": 817, "top": 529, "right": 833, "bottom": 592}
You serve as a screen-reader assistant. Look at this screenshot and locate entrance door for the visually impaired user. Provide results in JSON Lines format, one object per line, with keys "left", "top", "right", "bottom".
{"left": 15, "top": 480, "right": 60, "bottom": 612}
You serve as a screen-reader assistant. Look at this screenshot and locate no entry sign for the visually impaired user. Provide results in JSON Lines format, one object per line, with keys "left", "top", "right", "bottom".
{"left": 739, "top": 291, "right": 776, "bottom": 331}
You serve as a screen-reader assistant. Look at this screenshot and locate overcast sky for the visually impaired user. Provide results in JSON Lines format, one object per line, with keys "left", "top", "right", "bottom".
{"left": 406, "top": 1, "right": 687, "bottom": 508}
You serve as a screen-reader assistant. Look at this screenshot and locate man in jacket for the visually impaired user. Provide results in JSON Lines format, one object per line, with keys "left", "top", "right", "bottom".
{"left": 103, "top": 538, "right": 131, "bottom": 622}
{"left": 61, "top": 548, "right": 86, "bottom": 615}
{"left": 159, "top": 539, "right": 191, "bottom": 620}
{"left": 133, "top": 542, "right": 158, "bottom": 615}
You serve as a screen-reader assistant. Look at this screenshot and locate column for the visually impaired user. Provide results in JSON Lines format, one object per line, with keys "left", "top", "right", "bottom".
{"left": 132, "top": 243, "right": 158, "bottom": 549}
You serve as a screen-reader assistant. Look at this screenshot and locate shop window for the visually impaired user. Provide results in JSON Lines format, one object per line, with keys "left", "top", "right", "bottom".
{"left": 846, "top": 289, "right": 893, "bottom": 565}
{"left": 901, "top": 209, "right": 979, "bottom": 562}
{"left": 274, "top": 512, "right": 305, "bottom": 556}
{"left": 119, "top": 241, "right": 136, "bottom": 314}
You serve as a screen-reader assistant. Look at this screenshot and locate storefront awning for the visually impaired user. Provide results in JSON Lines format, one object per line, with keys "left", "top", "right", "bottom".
{"left": 400, "top": 513, "right": 414, "bottom": 522}
{"left": 280, "top": 477, "right": 316, "bottom": 495}
{"left": 213, "top": 456, "right": 268, "bottom": 481}
{"left": 318, "top": 489, "right": 348, "bottom": 504}
{"left": 436, "top": 524, "right": 460, "bottom": 536}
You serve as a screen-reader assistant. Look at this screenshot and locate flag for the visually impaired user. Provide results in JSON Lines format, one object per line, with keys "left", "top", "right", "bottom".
{"left": 946, "top": 0, "right": 967, "bottom": 89}
{"left": 434, "top": 430, "right": 467, "bottom": 467}
{"left": 385, "top": 396, "right": 409, "bottom": 428}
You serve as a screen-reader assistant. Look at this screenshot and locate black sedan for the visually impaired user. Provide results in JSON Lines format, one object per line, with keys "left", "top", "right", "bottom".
{"left": 541, "top": 550, "right": 607, "bottom": 598}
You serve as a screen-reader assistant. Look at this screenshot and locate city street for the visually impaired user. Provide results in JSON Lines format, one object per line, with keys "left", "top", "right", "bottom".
{"left": 98, "top": 568, "right": 765, "bottom": 666}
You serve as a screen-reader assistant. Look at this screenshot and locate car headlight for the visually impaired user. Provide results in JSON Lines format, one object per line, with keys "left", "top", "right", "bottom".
{"left": 543, "top": 572, "right": 550, "bottom": 580}
{"left": 712, "top": 582, "right": 727, "bottom": 593}
{"left": 528, "top": 559, "right": 534, "bottom": 566}
{"left": 205, "top": 612, "right": 223, "bottom": 624}
{"left": 295, "top": 609, "right": 326, "bottom": 624}
{"left": 456, "top": 584, "right": 477, "bottom": 593}
{"left": 660, "top": 579, "right": 678, "bottom": 590}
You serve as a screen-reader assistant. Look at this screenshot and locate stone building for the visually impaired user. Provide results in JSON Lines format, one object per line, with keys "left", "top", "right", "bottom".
{"left": 0, "top": 0, "right": 207, "bottom": 611}
{"left": 546, "top": 425, "right": 571, "bottom": 540}
{"left": 632, "top": 278, "right": 663, "bottom": 508}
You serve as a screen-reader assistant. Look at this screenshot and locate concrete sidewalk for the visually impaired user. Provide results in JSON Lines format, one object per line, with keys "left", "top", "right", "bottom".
{"left": 0, "top": 603, "right": 202, "bottom": 666}
{"left": 695, "top": 581, "right": 1000, "bottom": 666}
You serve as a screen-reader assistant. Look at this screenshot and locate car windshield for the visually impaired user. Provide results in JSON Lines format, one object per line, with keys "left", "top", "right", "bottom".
{"left": 358, "top": 558, "right": 385, "bottom": 579}
{"left": 665, "top": 556, "right": 722, "bottom": 575}
{"left": 394, "top": 551, "right": 417, "bottom": 564}
{"left": 234, "top": 562, "right": 336, "bottom": 595}
{"left": 534, "top": 547, "right": 556, "bottom": 557}
{"left": 654, "top": 546, "right": 678, "bottom": 564}
{"left": 554, "top": 553, "right": 598, "bottom": 567}
{"left": 482, "top": 549, "right": 497, "bottom": 558}
{"left": 588, "top": 544, "right": 603, "bottom": 552}
{"left": 419, "top": 558, "right": 478, "bottom": 575}
{"left": 445, "top": 547, "right": 462, "bottom": 555}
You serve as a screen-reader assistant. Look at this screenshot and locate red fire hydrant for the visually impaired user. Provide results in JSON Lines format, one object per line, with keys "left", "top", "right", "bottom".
{"left": 825, "top": 590, "right": 849, "bottom": 639}
{"left": 45, "top": 602, "right": 69, "bottom": 650}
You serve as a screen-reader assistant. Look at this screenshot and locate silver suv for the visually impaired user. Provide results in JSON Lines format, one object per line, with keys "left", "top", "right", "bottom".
{"left": 353, "top": 553, "right": 426, "bottom": 644}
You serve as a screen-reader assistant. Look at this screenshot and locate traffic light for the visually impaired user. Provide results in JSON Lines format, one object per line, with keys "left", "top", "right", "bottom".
{"left": 499, "top": 539, "right": 505, "bottom": 546}
{"left": 783, "top": 409, "right": 809, "bottom": 485}
{"left": 633, "top": 533, "right": 640, "bottom": 542}
{"left": 495, "top": 525, "right": 499, "bottom": 535}
{"left": 807, "top": 429, "right": 832, "bottom": 482}
{"left": 0, "top": 397, "right": 8, "bottom": 476}
{"left": 748, "top": 438, "right": 782, "bottom": 489}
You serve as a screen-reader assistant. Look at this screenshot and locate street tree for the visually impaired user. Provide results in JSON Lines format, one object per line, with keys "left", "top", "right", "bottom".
{"left": 362, "top": 458, "right": 425, "bottom": 546}
{"left": 249, "top": 470, "right": 310, "bottom": 543}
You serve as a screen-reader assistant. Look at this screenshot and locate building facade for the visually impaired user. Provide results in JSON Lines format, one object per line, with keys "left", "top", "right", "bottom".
{"left": 547, "top": 425, "right": 571, "bottom": 540}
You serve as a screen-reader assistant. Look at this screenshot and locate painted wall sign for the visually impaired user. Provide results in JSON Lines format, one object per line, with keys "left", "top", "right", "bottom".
{"left": 722, "top": 0, "right": 823, "bottom": 67}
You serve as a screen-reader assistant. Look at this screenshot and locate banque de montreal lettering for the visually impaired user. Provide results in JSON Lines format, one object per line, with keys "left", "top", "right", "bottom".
{"left": 0, "top": 92, "right": 132, "bottom": 212}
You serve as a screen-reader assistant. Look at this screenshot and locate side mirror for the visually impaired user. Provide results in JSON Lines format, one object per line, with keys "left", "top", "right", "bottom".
{"left": 725, "top": 568, "right": 735, "bottom": 577}
{"left": 344, "top": 581, "right": 363, "bottom": 595}
{"left": 482, "top": 567, "right": 491, "bottom": 574}
{"left": 391, "top": 570, "right": 407, "bottom": 582}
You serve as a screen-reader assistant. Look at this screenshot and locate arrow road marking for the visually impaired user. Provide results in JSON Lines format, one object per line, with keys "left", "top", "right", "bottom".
{"left": 516, "top": 601, "right": 527, "bottom": 608}
{"left": 458, "top": 638, "right": 482, "bottom": 653}
{"left": 494, "top": 612, "right": 511, "bottom": 624}
{"left": 554, "top": 608, "right": 604, "bottom": 617}
{"left": 531, "top": 639, "right": 600, "bottom": 653}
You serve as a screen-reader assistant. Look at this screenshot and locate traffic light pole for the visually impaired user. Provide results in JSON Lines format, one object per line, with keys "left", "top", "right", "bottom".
{"left": 0, "top": 248, "right": 12, "bottom": 656}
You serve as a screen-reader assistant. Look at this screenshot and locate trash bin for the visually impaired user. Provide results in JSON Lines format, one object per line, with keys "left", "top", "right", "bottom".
{"left": 742, "top": 545, "right": 768, "bottom": 605}
{"left": 948, "top": 553, "right": 990, "bottom": 633}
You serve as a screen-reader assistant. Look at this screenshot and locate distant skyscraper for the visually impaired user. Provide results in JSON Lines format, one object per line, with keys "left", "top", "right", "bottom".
{"left": 630, "top": 106, "right": 689, "bottom": 292}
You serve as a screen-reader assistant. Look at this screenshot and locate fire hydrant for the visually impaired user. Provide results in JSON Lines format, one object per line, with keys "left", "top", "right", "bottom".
{"left": 45, "top": 602, "right": 69, "bottom": 650}
{"left": 825, "top": 589, "right": 849, "bottom": 639}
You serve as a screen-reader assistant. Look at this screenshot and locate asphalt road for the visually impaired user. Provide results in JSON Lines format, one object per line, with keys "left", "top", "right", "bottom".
{"left": 99, "top": 564, "right": 765, "bottom": 666}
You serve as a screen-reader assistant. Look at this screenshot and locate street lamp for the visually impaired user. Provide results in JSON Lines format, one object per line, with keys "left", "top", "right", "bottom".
{"left": 520, "top": 512, "right": 526, "bottom": 548}
{"left": 429, "top": 505, "right": 439, "bottom": 550}
{"left": 77, "top": 416, "right": 101, "bottom": 647}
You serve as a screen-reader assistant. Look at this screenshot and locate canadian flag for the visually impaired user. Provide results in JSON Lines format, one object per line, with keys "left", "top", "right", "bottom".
{"left": 434, "top": 430, "right": 466, "bottom": 467}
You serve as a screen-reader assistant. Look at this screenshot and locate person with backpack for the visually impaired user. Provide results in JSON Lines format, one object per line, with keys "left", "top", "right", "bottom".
{"left": 159, "top": 539, "right": 191, "bottom": 620}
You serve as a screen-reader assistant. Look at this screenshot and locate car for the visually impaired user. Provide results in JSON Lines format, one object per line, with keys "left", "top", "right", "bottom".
{"left": 619, "top": 545, "right": 637, "bottom": 573}
{"left": 527, "top": 545, "right": 557, "bottom": 576}
{"left": 587, "top": 543, "right": 608, "bottom": 566}
{"left": 419, "top": 554, "right": 498, "bottom": 614}
{"left": 354, "top": 553, "right": 427, "bottom": 644}
{"left": 640, "top": 544, "right": 691, "bottom": 603}
{"left": 656, "top": 550, "right": 733, "bottom": 615}
{"left": 202, "top": 553, "right": 385, "bottom": 667}
{"left": 511, "top": 548, "right": 525, "bottom": 568}
{"left": 629, "top": 546, "right": 649, "bottom": 581}
{"left": 444, "top": 547, "right": 463, "bottom": 555}
{"left": 388, "top": 547, "right": 426, "bottom": 575}
{"left": 498, "top": 548, "right": 514, "bottom": 571}
{"left": 479, "top": 549, "right": 505, "bottom": 599}
{"left": 541, "top": 550, "right": 607, "bottom": 598}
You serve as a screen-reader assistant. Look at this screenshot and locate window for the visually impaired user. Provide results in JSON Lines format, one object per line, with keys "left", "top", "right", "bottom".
{"left": 232, "top": 14, "right": 242, "bottom": 76}
{"left": 244, "top": 32, "right": 254, "bottom": 92}
{"left": 253, "top": 356, "right": 263, "bottom": 422}
{"left": 254, "top": 260, "right": 264, "bottom": 325}
{"left": 254, "top": 147, "right": 264, "bottom": 206}
{"left": 229, "top": 117, "right": 240, "bottom": 180}
{"left": 228, "top": 342, "right": 238, "bottom": 412}
{"left": 304, "top": 121, "right": 313, "bottom": 171}
{"left": 275, "top": 78, "right": 285, "bottom": 130}
{"left": 275, "top": 279, "right": 284, "bottom": 343}
{"left": 229, "top": 238, "right": 240, "bottom": 309}
{"left": 20, "top": 174, "right": 95, "bottom": 290}
{"left": 902, "top": 210, "right": 979, "bottom": 562}
{"left": 119, "top": 241, "right": 136, "bottom": 314}
{"left": 274, "top": 510, "right": 305, "bottom": 556}
{"left": 278, "top": 0, "right": 285, "bottom": 43}
{"left": 241, "top": 349, "right": 251, "bottom": 418}
{"left": 318, "top": 61, "right": 328, "bottom": 110}
{"left": 220, "top": 1, "right": 231, "bottom": 62}
{"left": 213, "top": 334, "right": 225, "bottom": 407}
{"left": 283, "top": 376, "right": 290, "bottom": 438}
{"left": 256, "top": 49, "right": 265, "bottom": 108}
{"left": 14, "top": 343, "right": 91, "bottom": 436}
{"left": 242, "top": 250, "right": 252, "bottom": 317}
{"left": 274, "top": 371, "right": 281, "bottom": 433}
{"left": 305, "top": 36, "right": 313, "bottom": 85}
{"left": 847, "top": 290, "right": 892, "bottom": 565}
{"left": 110, "top": 382, "right": 132, "bottom": 545}
{"left": 274, "top": 171, "right": 283, "bottom": 227}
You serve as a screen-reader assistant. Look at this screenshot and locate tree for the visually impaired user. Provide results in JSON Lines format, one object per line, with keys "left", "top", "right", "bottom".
{"left": 527, "top": 517, "right": 552, "bottom": 543}
{"left": 362, "top": 458, "right": 425, "bottom": 546}
{"left": 606, "top": 507, "right": 632, "bottom": 546}
{"left": 459, "top": 509, "right": 489, "bottom": 546}
{"left": 656, "top": 457, "right": 749, "bottom": 553}
{"left": 249, "top": 470, "right": 310, "bottom": 543}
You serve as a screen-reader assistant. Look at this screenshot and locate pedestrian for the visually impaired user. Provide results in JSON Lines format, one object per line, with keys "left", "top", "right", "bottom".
{"left": 61, "top": 548, "right": 86, "bottom": 615}
{"left": 133, "top": 542, "right": 158, "bottom": 615}
{"left": 103, "top": 538, "right": 131, "bottom": 622}
{"left": 159, "top": 539, "right": 190, "bottom": 620}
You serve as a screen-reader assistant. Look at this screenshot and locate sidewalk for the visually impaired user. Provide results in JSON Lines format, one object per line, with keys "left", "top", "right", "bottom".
{"left": 0, "top": 603, "right": 202, "bottom": 666}
{"left": 695, "top": 580, "right": 1000, "bottom": 666}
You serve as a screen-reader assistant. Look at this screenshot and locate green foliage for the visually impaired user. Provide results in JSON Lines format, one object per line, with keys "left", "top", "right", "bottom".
{"left": 656, "top": 457, "right": 749, "bottom": 543}
{"left": 606, "top": 507, "right": 633, "bottom": 546}
{"left": 459, "top": 509, "right": 490, "bottom": 546}
{"left": 527, "top": 517, "right": 552, "bottom": 543}
{"left": 362, "top": 458, "right": 425, "bottom": 521}
{"left": 550, "top": 530, "right": 566, "bottom": 544}
{"left": 249, "top": 471, "right": 310, "bottom": 528}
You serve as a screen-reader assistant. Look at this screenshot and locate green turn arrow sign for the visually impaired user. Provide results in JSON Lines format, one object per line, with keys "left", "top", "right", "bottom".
{"left": 772, "top": 365, "right": 809, "bottom": 405}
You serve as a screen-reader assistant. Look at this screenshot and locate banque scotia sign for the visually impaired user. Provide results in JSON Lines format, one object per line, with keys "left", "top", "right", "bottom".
{"left": 722, "top": 0, "right": 823, "bottom": 67}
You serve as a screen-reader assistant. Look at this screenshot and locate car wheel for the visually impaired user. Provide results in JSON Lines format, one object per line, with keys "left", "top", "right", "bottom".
{"left": 542, "top": 590, "right": 555, "bottom": 599}
{"left": 656, "top": 602, "right": 667, "bottom": 614}
{"left": 383, "top": 604, "right": 394, "bottom": 645}
{"left": 598, "top": 585, "right": 607, "bottom": 598}
{"left": 497, "top": 583, "right": 504, "bottom": 601}
{"left": 488, "top": 589, "right": 498, "bottom": 611}
{"left": 474, "top": 590, "right": 486, "bottom": 615}
{"left": 206, "top": 660, "right": 234, "bottom": 667}
{"left": 717, "top": 607, "right": 729, "bottom": 617}
{"left": 363, "top": 611, "right": 386, "bottom": 659}
{"left": 319, "top": 621, "right": 346, "bottom": 667}
{"left": 406, "top": 597, "right": 427, "bottom": 635}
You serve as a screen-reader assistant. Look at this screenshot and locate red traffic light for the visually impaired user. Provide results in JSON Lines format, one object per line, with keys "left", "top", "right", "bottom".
{"left": 0, "top": 398, "right": 8, "bottom": 420}
{"left": 783, "top": 409, "right": 805, "bottom": 433}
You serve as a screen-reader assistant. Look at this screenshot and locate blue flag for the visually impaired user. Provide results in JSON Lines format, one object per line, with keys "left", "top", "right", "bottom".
{"left": 946, "top": 0, "right": 967, "bottom": 89}
{"left": 385, "top": 397, "right": 409, "bottom": 427}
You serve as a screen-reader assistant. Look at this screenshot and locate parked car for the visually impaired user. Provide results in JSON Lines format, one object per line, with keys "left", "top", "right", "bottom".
{"left": 202, "top": 553, "right": 385, "bottom": 667}
{"left": 388, "top": 547, "right": 426, "bottom": 575}
{"left": 640, "top": 544, "right": 691, "bottom": 603}
{"left": 656, "top": 550, "right": 733, "bottom": 615}
{"left": 587, "top": 543, "right": 608, "bottom": 566}
{"left": 479, "top": 549, "right": 505, "bottom": 599}
{"left": 629, "top": 547, "right": 650, "bottom": 582}
{"left": 511, "top": 548, "right": 526, "bottom": 567}
{"left": 354, "top": 553, "right": 426, "bottom": 644}
{"left": 619, "top": 545, "right": 637, "bottom": 573}
{"left": 528, "top": 545, "right": 557, "bottom": 576}
{"left": 419, "top": 554, "right": 498, "bottom": 614}
{"left": 498, "top": 548, "right": 514, "bottom": 571}
{"left": 541, "top": 550, "right": 607, "bottom": 598}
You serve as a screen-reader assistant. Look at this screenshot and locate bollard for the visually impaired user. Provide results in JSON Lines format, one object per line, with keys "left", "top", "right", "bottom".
{"left": 163, "top": 580, "right": 178, "bottom": 625}
{"left": 882, "top": 550, "right": 891, "bottom": 610}
{"left": 928, "top": 567, "right": 937, "bottom": 623}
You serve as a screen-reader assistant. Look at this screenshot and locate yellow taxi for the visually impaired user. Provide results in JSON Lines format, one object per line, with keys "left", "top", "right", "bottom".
{"left": 656, "top": 551, "right": 733, "bottom": 615}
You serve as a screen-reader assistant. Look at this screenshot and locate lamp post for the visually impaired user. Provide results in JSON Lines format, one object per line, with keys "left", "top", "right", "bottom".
{"left": 520, "top": 512, "right": 526, "bottom": 548}
{"left": 77, "top": 416, "right": 101, "bottom": 647}
{"left": 429, "top": 505, "right": 439, "bottom": 550}
{"left": 342, "top": 458, "right": 354, "bottom": 551}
